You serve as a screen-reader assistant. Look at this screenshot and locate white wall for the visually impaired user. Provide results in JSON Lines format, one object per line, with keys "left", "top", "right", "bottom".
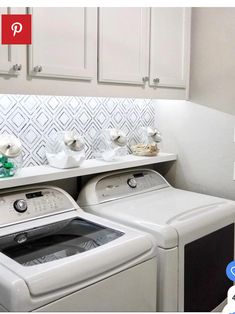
{"left": 190, "top": 8, "right": 235, "bottom": 115}
{"left": 155, "top": 100, "right": 235, "bottom": 200}
{"left": 174, "top": 8, "right": 235, "bottom": 200}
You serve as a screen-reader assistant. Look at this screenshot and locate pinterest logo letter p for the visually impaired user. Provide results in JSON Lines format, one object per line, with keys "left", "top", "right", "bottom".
{"left": 1, "top": 14, "right": 31, "bottom": 45}
{"left": 11, "top": 22, "right": 23, "bottom": 37}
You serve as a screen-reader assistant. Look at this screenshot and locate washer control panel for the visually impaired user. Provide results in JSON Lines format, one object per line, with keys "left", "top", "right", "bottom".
{"left": 97, "top": 169, "right": 170, "bottom": 202}
{"left": 0, "top": 187, "right": 75, "bottom": 227}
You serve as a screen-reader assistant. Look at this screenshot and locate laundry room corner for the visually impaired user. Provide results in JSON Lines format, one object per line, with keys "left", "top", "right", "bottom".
{"left": 0, "top": 3, "right": 235, "bottom": 313}
{"left": 155, "top": 99, "right": 235, "bottom": 200}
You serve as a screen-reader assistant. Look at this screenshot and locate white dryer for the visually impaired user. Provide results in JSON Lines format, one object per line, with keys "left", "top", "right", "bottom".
{"left": 78, "top": 168, "right": 235, "bottom": 312}
{"left": 0, "top": 186, "right": 157, "bottom": 312}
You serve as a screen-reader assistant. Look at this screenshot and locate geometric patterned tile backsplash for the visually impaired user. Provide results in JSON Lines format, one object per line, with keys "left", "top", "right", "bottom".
{"left": 0, "top": 94, "right": 156, "bottom": 167}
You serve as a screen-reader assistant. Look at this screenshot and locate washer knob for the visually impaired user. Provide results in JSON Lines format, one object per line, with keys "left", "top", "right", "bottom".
{"left": 127, "top": 178, "right": 137, "bottom": 188}
{"left": 13, "top": 199, "right": 27, "bottom": 213}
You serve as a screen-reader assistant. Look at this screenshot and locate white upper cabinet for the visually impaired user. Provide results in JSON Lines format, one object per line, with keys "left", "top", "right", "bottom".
{"left": 0, "top": 7, "right": 21, "bottom": 75}
{"left": 149, "top": 8, "right": 191, "bottom": 88}
{"left": 98, "top": 7, "right": 191, "bottom": 89}
{"left": 98, "top": 8, "right": 150, "bottom": 85}
{"left": 28, "top": 8, "right": 97, "bottom": 80}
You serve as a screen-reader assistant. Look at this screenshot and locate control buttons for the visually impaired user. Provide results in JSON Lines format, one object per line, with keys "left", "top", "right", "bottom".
{"left": 13, "top": 199, "right": 27, "bottom": 213}
{"left": 14, "top": 233, "right": 27, "bottom": 244}
{"left": 127, "top": 178, "right": 137, "bottom": 188}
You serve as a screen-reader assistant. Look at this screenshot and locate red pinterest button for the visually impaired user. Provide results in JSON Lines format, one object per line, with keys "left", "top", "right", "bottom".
{"left": 1, "top": 14, "right": 32, "bottom": 45}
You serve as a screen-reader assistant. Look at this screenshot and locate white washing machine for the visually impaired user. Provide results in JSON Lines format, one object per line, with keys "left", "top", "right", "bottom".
{"left": 0, "top": 185, "right": 157, "bottom": 312}
{"left": 78, "top": 168, "right": 235, "bottom": 312}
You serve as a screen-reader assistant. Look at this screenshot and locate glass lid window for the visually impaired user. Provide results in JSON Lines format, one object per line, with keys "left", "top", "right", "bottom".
{"left": 0, "top": 218, "right": 124, "bottom": 266}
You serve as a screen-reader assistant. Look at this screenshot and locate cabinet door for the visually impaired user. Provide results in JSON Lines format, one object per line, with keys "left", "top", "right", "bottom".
{"left": 98, "top": 8, "right": 150, "bottom": 85}
{"left": 0, "top": 7, "right": 20, "bottom": 75}
{"left": 28, "top": 8, "right": 96, "bottom": 80}
{"left": 149, "top": 8, "right": 191, "bottom": 88}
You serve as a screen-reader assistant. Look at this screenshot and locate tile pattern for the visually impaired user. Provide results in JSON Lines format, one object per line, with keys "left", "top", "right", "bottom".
{"left": 0, "top": 94, "right": 155, "bottom": 166}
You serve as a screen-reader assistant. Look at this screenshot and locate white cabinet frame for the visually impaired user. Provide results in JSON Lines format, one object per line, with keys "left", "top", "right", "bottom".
{"left": 98, "top": 8, "right": 150, "bottom": 85}
{"left": 149, "top": 8, "right": 191, "bottom": 88}
{"left": 28, "top": 7, "right": 97, "bottom": 80}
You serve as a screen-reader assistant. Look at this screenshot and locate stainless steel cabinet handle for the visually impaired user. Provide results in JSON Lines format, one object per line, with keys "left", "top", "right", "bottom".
{"left": 153, "top": 78, "right": 160, "bottom": 84}
{"left": 13, "top": 64, "right": 22, "bottom": 71}
{"left": 142, "top": 76, "right": 149, "bottom": 83}
{"left": 34, "top": 65, "right": 43, "bottom": 73}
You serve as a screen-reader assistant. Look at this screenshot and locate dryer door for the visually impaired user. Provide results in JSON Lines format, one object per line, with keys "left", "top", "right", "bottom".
{"left": 172, "top": 202, "right": 235, "bottom": 312}
{"left": 183, "top": 223, "right": 233, "bottom": 312}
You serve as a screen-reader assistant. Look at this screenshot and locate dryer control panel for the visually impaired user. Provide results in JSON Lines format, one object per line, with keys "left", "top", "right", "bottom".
{"left": 0, "top": 187, "right": 75, "bottom": 227}
{"left": 96, "top": 169, "right": 170, "bottom": 203}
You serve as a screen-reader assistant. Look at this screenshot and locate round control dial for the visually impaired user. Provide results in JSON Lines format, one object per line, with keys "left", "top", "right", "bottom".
{"left": 13, "top": 199, "right": 27, "bottom": 213}
{"left": 127, "top": 178, "right": 137, "bottom": 188}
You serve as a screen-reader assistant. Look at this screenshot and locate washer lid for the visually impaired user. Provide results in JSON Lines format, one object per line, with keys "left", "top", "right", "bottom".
{"left": 0, "top": 217, "right": 124, "bottom": 267}
{"left": 82, "top": 187, "right": 232, "bottom": 248}
{"left": 0, "top": 211, "right": 155, "bottom": 302}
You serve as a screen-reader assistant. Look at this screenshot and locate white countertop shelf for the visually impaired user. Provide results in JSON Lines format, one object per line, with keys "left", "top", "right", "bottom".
{"left": 0, "top": 152, "right": 177, "bottom": 190}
